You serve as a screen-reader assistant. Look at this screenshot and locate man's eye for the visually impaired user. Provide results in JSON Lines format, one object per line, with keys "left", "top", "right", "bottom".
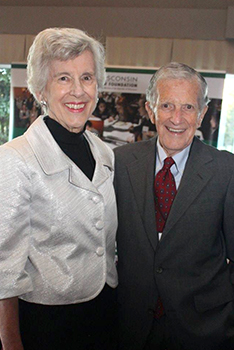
{"left": 84, "top": 75, "right": 91, "bottom": 81}
{"left": 161, "top": 103, "right": 173, "bottom": 111}
{"left": 185, "top": 104, "right": 193, "bottom": 110}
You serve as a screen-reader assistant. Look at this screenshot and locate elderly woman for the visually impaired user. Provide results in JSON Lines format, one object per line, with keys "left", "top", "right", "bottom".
{"left": 0, "top": 28, "right": 118, "bottom": 350}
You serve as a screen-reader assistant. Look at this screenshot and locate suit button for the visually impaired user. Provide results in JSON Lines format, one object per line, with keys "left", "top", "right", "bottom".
{"left": 148, "top": 309, "right": 155, "bottom": 315}
{"left": 156, "top": 267, "right": 163, "bottom": 273}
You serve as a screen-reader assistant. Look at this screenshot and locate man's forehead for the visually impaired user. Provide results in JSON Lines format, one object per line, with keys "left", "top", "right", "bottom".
{"left": 156, "top": 78, "right": 200, "bottom": 100}
{"left": 157, "top": 77, "right": 199, "bottom": 88}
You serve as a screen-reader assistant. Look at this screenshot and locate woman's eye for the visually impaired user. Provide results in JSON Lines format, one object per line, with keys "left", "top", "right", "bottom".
{"left": 82, "top": 74, "right": 95, "bottom": 83}
{"left": 59, "top": 76, "right": 69, "bottom": 82}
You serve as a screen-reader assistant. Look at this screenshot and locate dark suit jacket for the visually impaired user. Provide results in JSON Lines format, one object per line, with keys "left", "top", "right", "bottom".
{"left": 114, "top": 136, "right": 234, "bottom": 350}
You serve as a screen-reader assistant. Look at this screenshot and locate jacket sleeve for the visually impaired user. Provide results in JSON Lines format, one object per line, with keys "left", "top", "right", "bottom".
{"left": 0, "top": 145, "right": 33, "bottom": 299}
{"left": 223, "top": 168, "right": 234, "bottom": 283}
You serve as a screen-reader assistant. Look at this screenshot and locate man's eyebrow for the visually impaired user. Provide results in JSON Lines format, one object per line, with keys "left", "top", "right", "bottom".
{"left": 81, "top": 71, "right": 96, "bottom": 75}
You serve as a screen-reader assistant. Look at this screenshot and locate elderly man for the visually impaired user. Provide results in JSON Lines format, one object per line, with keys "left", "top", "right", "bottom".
{"left": 114, "top": 62, "right": 234, "bottom": 350}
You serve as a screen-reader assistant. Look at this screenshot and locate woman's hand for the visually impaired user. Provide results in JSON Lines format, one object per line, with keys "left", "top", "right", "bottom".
{"left": 0, "top": 297, "right": 24, "bottom": 350}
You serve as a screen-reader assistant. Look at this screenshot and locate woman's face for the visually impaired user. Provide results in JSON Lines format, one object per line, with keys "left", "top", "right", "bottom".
{"left": 42, "top": 50, "right": 98, "bottom": 133}
{"left": 98, "top": 102, "right": 106, "bottom": 114}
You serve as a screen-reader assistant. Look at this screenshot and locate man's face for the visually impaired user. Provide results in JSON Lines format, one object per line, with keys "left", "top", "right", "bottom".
{"left": 146, "top": 78, "right": 208, "bottom": 156}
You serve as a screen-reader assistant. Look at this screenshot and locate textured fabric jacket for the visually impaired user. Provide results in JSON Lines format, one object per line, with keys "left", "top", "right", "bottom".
{"left": 0, "top": 116, "right": 118, "bottom": 305}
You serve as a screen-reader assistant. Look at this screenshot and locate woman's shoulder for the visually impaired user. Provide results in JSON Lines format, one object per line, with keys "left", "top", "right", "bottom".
{"left": 0, "top": 134, "right": 28, "bottom": 157}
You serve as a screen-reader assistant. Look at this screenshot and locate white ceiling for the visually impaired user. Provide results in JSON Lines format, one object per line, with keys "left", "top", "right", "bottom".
{"left": 1, "top": 0, "right": 234, "bottom": 8}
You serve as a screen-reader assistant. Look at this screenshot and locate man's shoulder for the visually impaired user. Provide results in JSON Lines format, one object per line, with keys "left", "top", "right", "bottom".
{"left": 114, "top": 137, "right": 156, "bottom": 159}
{"left": 193, "top": 137, "right": 234, "bottom": 166}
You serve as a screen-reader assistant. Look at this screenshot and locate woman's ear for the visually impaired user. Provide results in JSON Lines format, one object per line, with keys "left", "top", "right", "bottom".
{"left": 35, "top": 92, "right": 43, "bottom": 103}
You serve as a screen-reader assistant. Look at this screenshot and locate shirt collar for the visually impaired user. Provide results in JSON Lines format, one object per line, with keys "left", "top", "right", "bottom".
{"left": 156, "top": 138, "right": 191, "bottom": 175}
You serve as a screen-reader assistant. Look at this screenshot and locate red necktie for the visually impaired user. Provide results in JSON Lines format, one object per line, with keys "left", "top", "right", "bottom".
{"left": 154, "top": 157, "right": 177, "bottom": 233}
{"left": 154, "top": 157, "right": 177, "bottom": 319}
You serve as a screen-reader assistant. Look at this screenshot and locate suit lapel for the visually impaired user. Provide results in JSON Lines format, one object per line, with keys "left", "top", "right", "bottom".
{"left": 162, "top": 138, "right": 214, "bottom": 239}
{"left": 127, "top": 137, "right": 158, "bottom": 250}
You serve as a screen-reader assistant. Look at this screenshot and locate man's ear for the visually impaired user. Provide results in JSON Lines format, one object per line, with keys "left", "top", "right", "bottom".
{"left": 197, "top": 105, "right": 208, "bottom": 127}
{"left": 145, "top": 101, "right": 156, "bottom": 124}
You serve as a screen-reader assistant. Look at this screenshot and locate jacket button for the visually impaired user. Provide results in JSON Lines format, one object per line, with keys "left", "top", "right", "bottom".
{"left": 92, "top": 196, "right": 100, "bottom": 204}
{"left": 156, "top": 267, "right": 163, "bottom": 274}
{"left": 95, "top": 220, "right": 104, "bottom": 230}
{"left": 96, "top": 247, "right": 104, "bottom": 256}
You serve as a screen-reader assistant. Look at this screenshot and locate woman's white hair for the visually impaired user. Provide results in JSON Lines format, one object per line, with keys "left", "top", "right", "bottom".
{"left": 27, "top": 27, "right": 106, "bottom": 103}
{"left": 146, "top": 62, "right": 210, "bottom": 113}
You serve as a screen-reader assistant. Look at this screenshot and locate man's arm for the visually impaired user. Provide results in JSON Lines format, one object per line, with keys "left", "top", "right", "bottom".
{"left": 0, "top": 297, "right": 24, "bottom": 350}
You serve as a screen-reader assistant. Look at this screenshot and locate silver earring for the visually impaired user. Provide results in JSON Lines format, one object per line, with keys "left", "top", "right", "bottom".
{"left": 40, "top": 100, "right": 47, "bottom": 107}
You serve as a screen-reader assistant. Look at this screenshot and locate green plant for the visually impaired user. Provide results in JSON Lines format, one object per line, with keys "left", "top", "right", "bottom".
{"left": 0, "top": 68, "right": 10, "bottom": 145}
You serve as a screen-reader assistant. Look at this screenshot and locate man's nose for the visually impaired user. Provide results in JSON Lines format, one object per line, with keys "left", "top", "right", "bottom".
{"left": 171, "top": 106, "right": 183, "bottom": 123}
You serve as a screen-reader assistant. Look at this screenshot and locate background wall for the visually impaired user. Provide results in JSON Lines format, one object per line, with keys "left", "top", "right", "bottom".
{"left": 1, "top": 3, "right": 234, "bottom": 71}
{"left": 0, "top": 6, "right": 228, "bottom": 40}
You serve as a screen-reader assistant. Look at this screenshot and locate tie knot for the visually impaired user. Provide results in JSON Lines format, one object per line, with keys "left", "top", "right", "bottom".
{"left": 163, "top": 157, "right": 174, "bottom": 170}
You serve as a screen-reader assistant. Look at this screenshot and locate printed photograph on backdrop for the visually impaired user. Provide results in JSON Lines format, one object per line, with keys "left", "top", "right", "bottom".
{"left": 198, "top": 98, "right": 221, "bottom": 148}
{"left": 90, "top": 92, "right": 157, "bottom": 148}
{"left": 13, "top": 87, "right": 41, "bottom": 137}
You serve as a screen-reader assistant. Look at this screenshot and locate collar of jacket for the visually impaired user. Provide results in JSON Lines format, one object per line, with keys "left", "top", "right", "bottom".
{"left": 24, "top": 116, "right": 113, "bottom": 191}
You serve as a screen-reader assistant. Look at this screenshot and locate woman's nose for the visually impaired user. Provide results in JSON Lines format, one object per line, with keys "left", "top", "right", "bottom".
{"left": 70, "top": 79, "right": 84, "bottom": 96}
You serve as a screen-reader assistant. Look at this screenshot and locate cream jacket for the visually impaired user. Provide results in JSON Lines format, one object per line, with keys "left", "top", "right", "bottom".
{"left": 0, "top": 116, "right": 118, "bottom": 305}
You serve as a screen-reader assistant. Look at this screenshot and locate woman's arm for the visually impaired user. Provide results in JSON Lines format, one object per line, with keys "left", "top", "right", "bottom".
{"left": 0, "top": 297, "right": 24, "bottom": 350}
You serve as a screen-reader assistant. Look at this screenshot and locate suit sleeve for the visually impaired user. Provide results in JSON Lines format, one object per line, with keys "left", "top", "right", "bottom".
{"left": 223, "top": 170, "right": 234, "bottom": 281}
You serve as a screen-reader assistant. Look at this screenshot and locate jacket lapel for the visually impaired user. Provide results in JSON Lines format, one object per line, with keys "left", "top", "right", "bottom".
{"left": 162, "top": 137, "right": 214, "bottom": 239}
{"left": 126, "top": 137, "right": 158, "bottom": 250}
{"left": 25, "top": 116, "right": 111, "bottom": 195}
{"left": 85, "top": 131, "right": 113, "bottom": 188}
